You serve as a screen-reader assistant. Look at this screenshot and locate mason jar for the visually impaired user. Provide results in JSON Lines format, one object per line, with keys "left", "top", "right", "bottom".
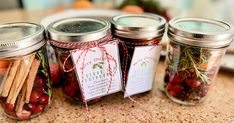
{"left": 111, "top": 14, "right": 166, "bottom": 97}
{"left": 0, "top": 22, "right": 52, "bottom": 120}
{"left": 47, "top": 18, "right": 122, "bottom": 104}
{"left": 164, "top": 18, "right": 234, "bottom": 105}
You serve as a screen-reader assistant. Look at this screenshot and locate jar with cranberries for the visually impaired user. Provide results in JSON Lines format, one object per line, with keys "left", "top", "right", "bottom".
{"left": 164, "top": 18, "right": 234, "bottom": 105}
{"left": 47, "top": 18, "right": 122, "bottom": 104}
{"left": 0, "top": 22, "right": 52, "bottom": 120}
{"left": 111, "top": 14, "right": 166, "bottom": 97}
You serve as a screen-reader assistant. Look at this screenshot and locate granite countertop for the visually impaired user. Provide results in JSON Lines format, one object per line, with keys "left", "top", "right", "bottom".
{"left": 0, "top": 59, "right": 234, "bottom": 123}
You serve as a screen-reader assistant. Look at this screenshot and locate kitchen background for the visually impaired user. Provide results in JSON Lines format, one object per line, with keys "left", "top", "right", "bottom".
{"left": 0, "top": 0, "right": 234, "bottom": 71}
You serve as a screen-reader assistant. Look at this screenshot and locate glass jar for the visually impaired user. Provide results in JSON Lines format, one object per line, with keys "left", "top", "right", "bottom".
{"left": 164, "top": 18, "right": 234, "bottom": 105}
{"left": 46, "top": 43, "right": 62, "bottom": 87}
{"left": 111, "top": 14, "right": 166, "bottom": 97}
{"left": 0, "top": 23, "right": 52, "bottom": 120}
{"left": 47, "top": 18, "right": 122, "bottom": 104}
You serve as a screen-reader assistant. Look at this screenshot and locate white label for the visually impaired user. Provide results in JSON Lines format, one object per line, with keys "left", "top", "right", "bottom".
{"left": 124, "top": 45, "right": 162, "bottom": 97}
{"left": 71, "top": 42, "right": 122, "bottom": 101}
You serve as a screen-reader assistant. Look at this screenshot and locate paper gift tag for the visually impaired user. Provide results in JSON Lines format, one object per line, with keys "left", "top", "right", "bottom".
{"left": 124, "top": 45, "right": 162, "bottom": 97}
{"left": 71, "top": 42, "right": 122, "bottom": 101}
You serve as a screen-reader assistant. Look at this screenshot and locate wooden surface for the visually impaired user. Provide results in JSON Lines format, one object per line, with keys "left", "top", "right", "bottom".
{"left": 0, "top": 9, "right": 234, "bottom": 123}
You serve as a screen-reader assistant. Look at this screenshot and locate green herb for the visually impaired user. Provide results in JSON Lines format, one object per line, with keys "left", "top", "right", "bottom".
{"left": 37, "top": 49, "right": 52, "bottom": 97}
{"left": 169, "top": 46, "right": 211, "bottom": 83}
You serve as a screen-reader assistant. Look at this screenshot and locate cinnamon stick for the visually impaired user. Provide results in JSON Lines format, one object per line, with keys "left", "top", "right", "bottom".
{"left": 16, "top": 83, "right": 27, "bottom": 113}
{"left": 6, "top": 54, "right": 35, "bottom": 104}
{"left": 1, "top": 60, "right": 21, "bottom": 97}
{"left": 25, "top": 58, "right": 41, "bottom": 103}
{"left": 0, "top": 62, "right": 12, "bottom": 94}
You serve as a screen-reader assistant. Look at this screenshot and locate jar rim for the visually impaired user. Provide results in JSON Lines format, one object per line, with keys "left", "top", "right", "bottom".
{"left": 111, "top": 13, "right": 166, "bottom": 39}
{"left": 47, "top": 17, "right": 110, "bottom": 43}
{"left": 0, "top": 22, "right": 46, "bottom": 58}
{"left": 168, "top": 17, "right": 234, "bottom": 48}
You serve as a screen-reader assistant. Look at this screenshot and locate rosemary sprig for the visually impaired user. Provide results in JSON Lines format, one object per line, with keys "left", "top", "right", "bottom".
{"left": 37, "top": 49, "right": 52, "bottom": 97}
{"left": 168, "top": 46, "right": 211, "bottom": 83}
{"left": 185, "top": 49, "right": 210, "bottom": 83}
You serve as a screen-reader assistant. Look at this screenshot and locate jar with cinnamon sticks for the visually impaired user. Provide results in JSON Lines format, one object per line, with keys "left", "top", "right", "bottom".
{"left": 111, "top": 14, "right": 166, "bottom": 97}
{"left": 47, "top": 18, "right": 122, "bottom": 104}
{"left": 0, "top": 22, "right": 52, "bottom": 120}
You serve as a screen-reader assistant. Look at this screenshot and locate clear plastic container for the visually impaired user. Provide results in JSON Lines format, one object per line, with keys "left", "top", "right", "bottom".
{"left": 111, "top": 14, "right": 166, "bottom": 97}
{"left": 164, "top": 18, "right": 234, "bottom": 105}
{"left": 0, "top": 22, "right": 52, "bottom": 120}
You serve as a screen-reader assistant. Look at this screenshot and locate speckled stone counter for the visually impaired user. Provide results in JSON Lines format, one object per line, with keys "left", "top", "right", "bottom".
{"left": 0, "top": 59, "right": 234, "bottom": 123}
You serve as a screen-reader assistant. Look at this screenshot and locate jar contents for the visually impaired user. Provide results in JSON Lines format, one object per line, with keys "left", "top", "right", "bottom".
{"left": 111, "top": 14, "right": 166, "bottom": 97}
{"left": 164, "top": 17, "right": 234, "bottom": 105}
{"left": 164, "top": 42, "right": 224, "bottom": 104}
{"left": 0, "top": 22, "right": 52, "bottom": 120}
{"left": 0, "top": 47, "right": 51, "bottom": 120}
{"left": 48, "top": 18, "right": 122, "bottom": 103}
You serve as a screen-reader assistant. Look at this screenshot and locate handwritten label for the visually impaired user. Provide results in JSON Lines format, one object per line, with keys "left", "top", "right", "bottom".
{"left": 124, "top": 45, "right": 162, "bottom": 97}
{"left": 72, "top": 42, "right": 122, "bottom": 101}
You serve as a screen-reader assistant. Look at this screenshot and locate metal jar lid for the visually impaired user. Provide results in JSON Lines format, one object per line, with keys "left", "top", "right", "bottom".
{"left": 168, "top": 17, "right": 234, "bottom": 48}
{"left": 0, "top": 22, "right": 46, "bottom": 58}
{"left": 111, "top": 13, "right": 166, "bottom": 39}
{"left": 47, "top": 17, "right": 111, "bottom": 44}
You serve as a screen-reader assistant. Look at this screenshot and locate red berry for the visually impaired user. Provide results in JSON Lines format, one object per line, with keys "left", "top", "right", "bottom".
{"left": 167, "top": 83, "right": 182, "bottom": 95}
{"left": 30, "top": 91, "right": 41, "bottom": 103}
{"left": 64, "top": 81, "right": 79, "bottom": 97}
{"left": 16, "top": 110, "right": 31, "bottom": 120}
{"left": 190, "top": 81, "right": 201, "bottom": 88}
{"left": 39, "top": 95, "right": 49, "bottom": 105}
{"left": 34, "top": 87, "right": 46, "bottom": 95}
{"left": 24, "top": 103, "right": 36, "bottom": 111}
{"left": 4, "top": 103, "right": 15, "bottom": 112}
{"left": 168, "top": 90, "right": 176, "bottom": 96}
{"left": 32, "top": 105, "right": 45, "bottom": 114}
{"left": 64, "top": 85, "right": 75, "bottom": 97}
{"left": 201, "top": 84, "right": 209, "bottom": 96}
{"left": 34, "top": 76, "right": 47, "bottom": 88}
{"left": 50, "top": 63, "right": 61, "bottom": 85}
{"left": 170, "top": 76, "right": 182, "bottom": 84}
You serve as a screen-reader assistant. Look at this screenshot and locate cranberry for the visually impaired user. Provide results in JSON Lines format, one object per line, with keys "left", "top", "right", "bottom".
{"left": 30, "top": 91, "right": 42, "bottom": 103}
{"left": 0, "top": 96, "right": 4, "bottom": 100}
{"left": 189, "top": 80, "right": 201, "bottom": 88}
{"left": 39, "top": 95, "right": 49, "bottom": 105}
{"left": 64, "top": 81, "right": 79, "bottom": 97}
{"left": 5, "top": 110, "right": 16, "bottom": 116}
{"left": 24, "top": 103, "right": 36, "bottom": 111}
{"left": 16, "top": 110, "right": 31, "bottom": 120}
{"left": 170, "top": 76, "right": 182, "bottom": 84}
{"left": 201, "top": 84, "right": 209, "bottom": 96}
{"left": 32, "top": 105, "right": 45, "bottom": 114}
{"left": 64, "top": 85, "right": 75, "bottom": 97}
{"left": 34, "top": 87, "right": 46, "bottom": 95}
{"left": 4, "top": 103, "right": 15, "bottom": 112}
{"left": 167, "top": 83, "right": 182, "bottom": 95}
{"left": 168, "top": 90, "right": 176, "bottom": 96}
{"left": 50, "top": 63, "right": 61, "bottom": 85}
{"left": 34, "top": 76, "right": 47, "bottom": 88}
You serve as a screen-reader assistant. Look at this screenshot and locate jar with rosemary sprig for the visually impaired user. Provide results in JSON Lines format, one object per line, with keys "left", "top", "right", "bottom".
{"left": 164, "top": 18, "right": 234, "bottom": 105}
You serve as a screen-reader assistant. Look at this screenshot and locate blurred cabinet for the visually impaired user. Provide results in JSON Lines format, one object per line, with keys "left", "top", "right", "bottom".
{"left": 0, "top": 0, "right": 20, "bottom": 10}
